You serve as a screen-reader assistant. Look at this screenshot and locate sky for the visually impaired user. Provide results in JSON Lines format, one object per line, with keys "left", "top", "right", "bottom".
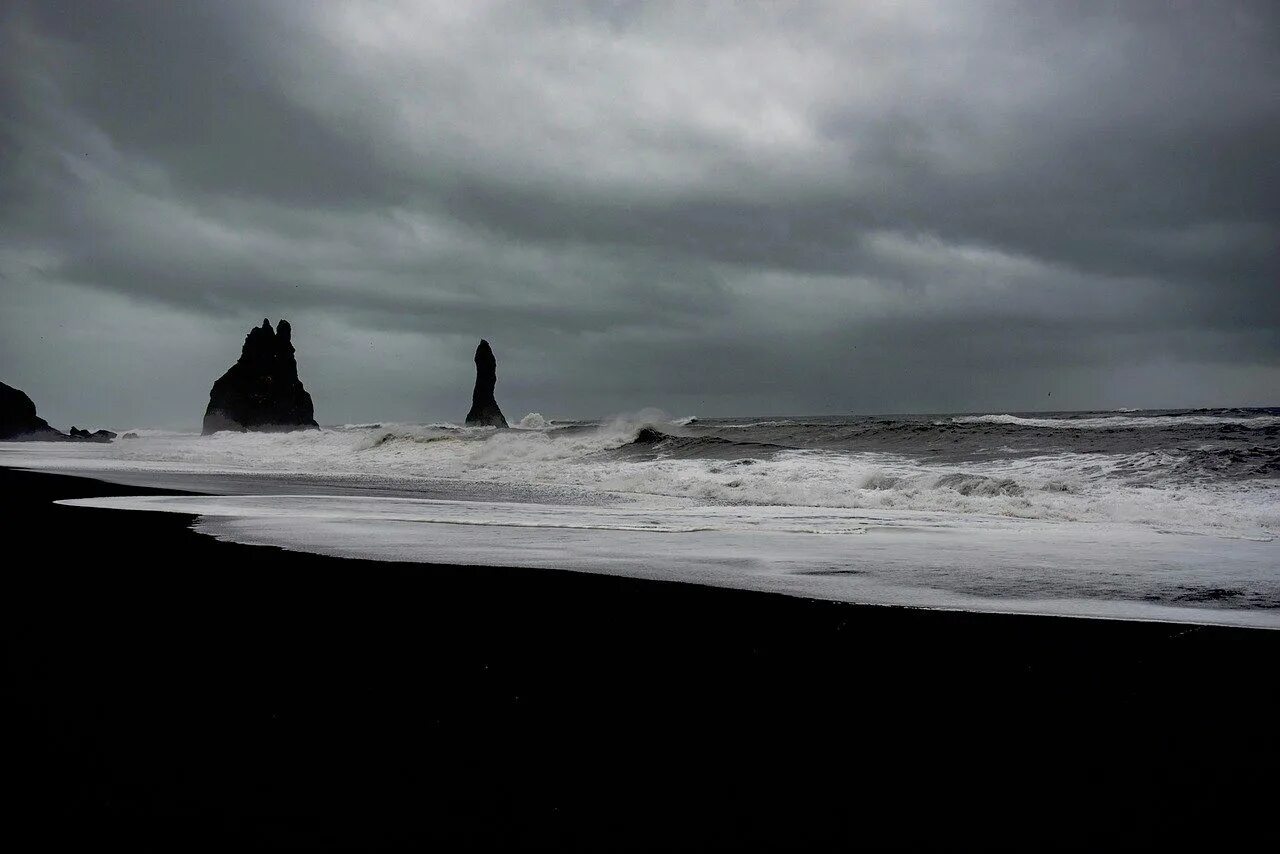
{"left": 2, "top": 0, "right": 1277, "bottom": 429}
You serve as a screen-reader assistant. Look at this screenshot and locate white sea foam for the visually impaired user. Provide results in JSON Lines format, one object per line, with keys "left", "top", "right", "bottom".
{"left": 3, "top": 419, "right": 1276, "bottom": 540}
{"left": 9, "top": 409, "right": 1278, "bottom": 627}
{"left": 713, "top": 420, "right": 801, "bottom": 429}
{"left": 55, "top": 492, "right": 1280, "bottom": 629}
{"left": 949, "top": 413, "right": 1280, "bottom": 429}
{"left": 516, "top": 412, "right": 550, "bottom": 429}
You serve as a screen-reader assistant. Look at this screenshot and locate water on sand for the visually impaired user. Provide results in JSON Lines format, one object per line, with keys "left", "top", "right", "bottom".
{"left": 6, "top": 407, "right": 1278, "bottom": 627}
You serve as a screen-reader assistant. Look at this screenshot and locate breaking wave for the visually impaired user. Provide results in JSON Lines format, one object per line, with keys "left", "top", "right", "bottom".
{"left": 950, "top": 412, "right": 1280, "bottom": 430}
{"left": 12, "top": 405, "right": 1277, "bottom": 628}
{"left": 2, "top": 406, "right": 1276, "bottom": 541}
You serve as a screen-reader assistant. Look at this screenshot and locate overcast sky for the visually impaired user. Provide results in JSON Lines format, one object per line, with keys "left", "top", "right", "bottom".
{"left": 2, "top": 1, "right": 1277, "bottom": 429}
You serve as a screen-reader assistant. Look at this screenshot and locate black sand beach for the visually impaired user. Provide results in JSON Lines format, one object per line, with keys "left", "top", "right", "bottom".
{"left": 3, "top": 465, "right": 1277, "bottom": 848}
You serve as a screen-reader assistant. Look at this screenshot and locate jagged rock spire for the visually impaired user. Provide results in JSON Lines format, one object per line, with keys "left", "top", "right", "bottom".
{"left": 202, "top": 318, "right": 319, "bottom": 434}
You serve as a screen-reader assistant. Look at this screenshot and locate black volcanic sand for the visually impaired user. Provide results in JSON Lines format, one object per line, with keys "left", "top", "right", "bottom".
{"left": 3, "top": 467, "right": 1277, "bottom": 849}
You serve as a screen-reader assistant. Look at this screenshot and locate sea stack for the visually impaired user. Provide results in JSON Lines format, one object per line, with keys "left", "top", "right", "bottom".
{"left": 202, "top": 319, "right": 319, "bottom": 434}
{"left": 0, "top": 381, "right": 65, "bottom": 441}
{"left": 465, "top": 339, "right": 508, "bottom": 428}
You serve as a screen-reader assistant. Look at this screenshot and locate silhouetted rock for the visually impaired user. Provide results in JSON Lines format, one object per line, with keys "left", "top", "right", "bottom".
{"left": 70, "top": 427, "right": 117, "bottom": 443}
{"left": 0, "top": 381, "right": 67, "bottom": 441}
{"left": 632, "top": 427, "right": 669, "bottom": 445}
{"left": 1, "top": 382, "right": 118, "bottom": 443}
{"left": 122, "top": 432, "right": 140, "bottom": 440}
{"left": 202, "top": 319, "right": 319, "bottom": 434}
{"left": 465, "top": 339, "right": 508, "bottom": 428}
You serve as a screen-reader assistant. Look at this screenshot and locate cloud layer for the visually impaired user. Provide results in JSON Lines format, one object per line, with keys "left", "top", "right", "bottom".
{"left": 3, "top": 0, "right": 1277, "bottom": 428}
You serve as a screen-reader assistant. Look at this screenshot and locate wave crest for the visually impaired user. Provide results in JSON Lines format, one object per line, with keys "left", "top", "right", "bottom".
{"left": 950, "top": 413, "right": 1280, "bottom": 430}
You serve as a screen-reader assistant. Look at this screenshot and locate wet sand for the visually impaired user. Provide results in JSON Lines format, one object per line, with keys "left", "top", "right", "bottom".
{"left": 3, "top": 466, "right": 1277, "bottom": 848}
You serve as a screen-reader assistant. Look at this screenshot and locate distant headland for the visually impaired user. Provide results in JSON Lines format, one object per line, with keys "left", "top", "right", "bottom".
{"left": 0, "top": 381, "right": 116, "bottom": 443}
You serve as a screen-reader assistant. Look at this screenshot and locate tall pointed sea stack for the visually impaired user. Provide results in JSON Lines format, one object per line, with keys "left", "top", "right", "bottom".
{"left": 202, "top": 318, "right": 319, "bottom": 434}
{"left": 464, "top": 339, "right": 508, "bottom": 428}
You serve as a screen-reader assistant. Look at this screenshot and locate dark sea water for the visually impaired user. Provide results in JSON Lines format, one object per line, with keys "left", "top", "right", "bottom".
{"left": 613, "top": 407, "right": 1280, "bottom": 482}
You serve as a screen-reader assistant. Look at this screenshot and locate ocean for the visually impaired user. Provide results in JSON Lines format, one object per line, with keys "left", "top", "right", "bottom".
{"left": 5, "top": 407, "right": 1278, "bottom": 628}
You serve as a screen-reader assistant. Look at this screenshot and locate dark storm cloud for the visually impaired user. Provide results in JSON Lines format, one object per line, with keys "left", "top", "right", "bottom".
{"left": 1, "top": 0, "right": 1277, "bottom": 427}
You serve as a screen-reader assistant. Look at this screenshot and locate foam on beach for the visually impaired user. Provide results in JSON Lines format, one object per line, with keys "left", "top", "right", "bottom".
{"left": 6, "top": 407, "right": 1278, "bottom": 627}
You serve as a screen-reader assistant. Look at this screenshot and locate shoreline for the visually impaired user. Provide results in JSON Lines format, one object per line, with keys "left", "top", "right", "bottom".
{"left": 20, "top": 462, "right": 1280, "bottom": 630}
{"left": 4, "top": 465, "right": 1278, "bottom": 847}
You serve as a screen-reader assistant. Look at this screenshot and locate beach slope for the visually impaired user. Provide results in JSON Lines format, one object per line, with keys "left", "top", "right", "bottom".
{"left": 3, "top": 466, "right": 1277, "bottom": 847}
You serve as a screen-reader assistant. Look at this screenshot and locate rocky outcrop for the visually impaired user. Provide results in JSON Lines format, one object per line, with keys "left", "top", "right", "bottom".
{"left": 202, "top": 319, "right": 319, "bottom": 434}
{"left": 70, "top": 427, "right": 117, "bottom": 443}
{"left": 0, "top": 382, "right": 116, "bottom": 442}
{"left": 632, "top": 427, "right": 668, "bottom": 445}
{"left": 464, "top": 339, "right": 508, "bottom": 428}
{"left": 0, "top": 382, "right": 64, "bottom": 440}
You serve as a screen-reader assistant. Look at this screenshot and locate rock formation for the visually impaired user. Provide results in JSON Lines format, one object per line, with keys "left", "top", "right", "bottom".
{"left": 464, "top": 339, "right": 508, "bottom": 428}
{"left": 0, "top": 382, "right": 64, "bottom": 440}
{"left": 0, "top": 382, "right": 116, "bottom": 442}
{"left": 202, "top": 319, "right": 319, "bottom": 434}
{"left": 70, "top": 427, "right": 117, "bottom": 443}
{"left": 632, "top": 427, "right": 667, "bottom": 445}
